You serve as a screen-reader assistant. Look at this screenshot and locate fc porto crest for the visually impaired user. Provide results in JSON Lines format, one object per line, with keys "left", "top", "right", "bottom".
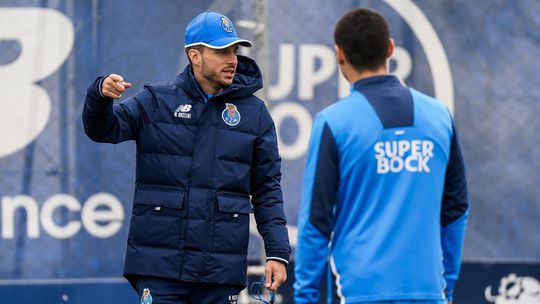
{"left": 140, "top": 288, "right": 152, "bottom": 304}
{"left": 220, "top": 17, "right": 234, "bottom": 33}
{"left": 222, "top": 103, "right": 241, "bottom": 126}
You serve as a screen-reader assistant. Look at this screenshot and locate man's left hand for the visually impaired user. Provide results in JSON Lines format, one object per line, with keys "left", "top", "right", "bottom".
{"left": 264, "top": 260, "right": 287, "bottom": 291}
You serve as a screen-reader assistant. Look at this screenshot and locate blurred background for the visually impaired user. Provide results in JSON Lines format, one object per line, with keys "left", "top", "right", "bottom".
{"left": 0, "top": 0, "right": 539, "bottom": 303}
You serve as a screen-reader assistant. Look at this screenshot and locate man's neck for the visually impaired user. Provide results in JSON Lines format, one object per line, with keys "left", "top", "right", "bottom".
{"left": 346, "top": 66, "right": 388, "bottom": 84}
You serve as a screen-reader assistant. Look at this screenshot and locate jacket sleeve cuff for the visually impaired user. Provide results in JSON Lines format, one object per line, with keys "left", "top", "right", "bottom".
{"left": 86, "top": 76, "right": 112, "bottom": 108}
{"left": 97, "top": 77, "right": 106, "bottom": 98}
{"left": 265, "top": 249, "right": 290, "bottom": 265}
{"left": 445, "top": 280, "right": 456, "bottom": 300}
{"left": 266, "top": 256, "right": 289, "bottom": 266}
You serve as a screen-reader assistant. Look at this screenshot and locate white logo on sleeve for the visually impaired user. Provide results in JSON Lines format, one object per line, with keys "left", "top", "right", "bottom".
{"left": 374, "top": 140, "right": 434, "bottom": 174}
{"left": 174, "top": 104, "right": 192, "bottom": 119}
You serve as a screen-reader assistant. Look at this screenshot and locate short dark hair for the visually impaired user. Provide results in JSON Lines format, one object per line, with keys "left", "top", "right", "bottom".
{"left": 334, "top": 8, "right": 390, "bottom": 71}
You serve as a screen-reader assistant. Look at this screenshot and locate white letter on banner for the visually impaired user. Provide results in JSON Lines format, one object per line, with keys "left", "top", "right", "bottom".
{"left": 271, "top": 102, "right": 313, "bottom": 160}
{"left": 1, "top": 195, "right": 40, "bottom": 239}
{"left": 298, "top": 44, "right": 335, "bottom": 100}
{"left": 269, "top": 44, "right": 295, "bottom": 100}
{"left": 338, "top": 72, "right": 349, "bottom": 99}
{"left": 82, "top": 193, "right": 124, "bottom": 239}
{"left": 389, "top": 46, "right": 413, "bottom": 84}
{"left": 41, "top": 194, "right": 82, "bottom": 239}
{"left": 0, "top": 8, "right": 74, "bottom": 158}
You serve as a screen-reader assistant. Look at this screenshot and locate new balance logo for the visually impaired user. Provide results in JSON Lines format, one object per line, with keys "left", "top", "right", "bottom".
{"left": 174, "top": 104, "right": 192, "bottom": 118}
{"left": 228, "top": 295, "right": 238, "bottom": 304}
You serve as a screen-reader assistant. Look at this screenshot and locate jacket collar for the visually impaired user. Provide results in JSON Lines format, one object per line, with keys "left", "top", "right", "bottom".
{"left": 352, "top": 75, "right": 401, "bottom": 92}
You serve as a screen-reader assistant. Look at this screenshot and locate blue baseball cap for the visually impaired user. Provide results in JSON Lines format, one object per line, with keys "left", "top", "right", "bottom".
{"left": 185, "top": 11, "right": 252, "bottom": 49}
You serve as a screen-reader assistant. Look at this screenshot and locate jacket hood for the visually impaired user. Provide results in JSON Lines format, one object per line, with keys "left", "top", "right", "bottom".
{"left": 175, "top": 55, "right": 263, "bottom": 100}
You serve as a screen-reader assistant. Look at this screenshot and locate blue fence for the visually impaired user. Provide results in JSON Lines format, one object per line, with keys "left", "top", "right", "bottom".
{"left": 0, "top": 0, "right": 538, "bottom": 303}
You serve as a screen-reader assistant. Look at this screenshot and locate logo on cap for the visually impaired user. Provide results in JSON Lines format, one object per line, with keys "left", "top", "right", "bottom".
{"left": 221, "top": 17, "right": 234, "bottom": 33}
{"left": 185, "top": 11, "right": 252, "bottom": 49}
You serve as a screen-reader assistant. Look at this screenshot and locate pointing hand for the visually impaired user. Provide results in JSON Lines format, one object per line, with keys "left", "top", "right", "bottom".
{"left": 101, "top": 73, "right": 132, "bottom": 99}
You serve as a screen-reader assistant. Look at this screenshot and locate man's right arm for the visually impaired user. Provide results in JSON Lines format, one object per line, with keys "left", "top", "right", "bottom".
{"left": 82, "top": 74, "right": 149, "bottom": 143}
{"left": 294, "top": 113, "right": 340, "bottom": 304}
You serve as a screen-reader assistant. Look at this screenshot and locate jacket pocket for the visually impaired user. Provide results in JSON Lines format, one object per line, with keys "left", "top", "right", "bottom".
{"left": 213, "top": 193, "right": 252, "bottom": 254}
{"left": 131, "top": 186, "right": 184, "bottom": 248}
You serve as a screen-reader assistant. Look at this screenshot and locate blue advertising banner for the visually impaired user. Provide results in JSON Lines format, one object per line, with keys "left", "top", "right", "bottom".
{"left": 0, "top": 0, "right": 538, "bottom": 303}
{"left": 456, "top": 263, "right": 540, "bottom": 303}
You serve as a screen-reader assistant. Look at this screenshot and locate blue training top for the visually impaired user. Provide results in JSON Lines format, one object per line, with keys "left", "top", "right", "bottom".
{"left": 294, "top": 75, "right": 469, "bottom": 304}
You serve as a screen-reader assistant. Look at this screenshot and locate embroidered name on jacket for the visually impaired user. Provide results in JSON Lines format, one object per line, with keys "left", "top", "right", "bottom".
{"left": 174, "top": 104, "right": 192, "bottom": 119}
{"left": 374, "top": 140, "right": 434, "bottom": 174}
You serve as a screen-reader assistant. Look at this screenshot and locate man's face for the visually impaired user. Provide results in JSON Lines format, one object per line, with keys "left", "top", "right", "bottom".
{"left": 199, "top": 45, "right": 239, "bottom": 90}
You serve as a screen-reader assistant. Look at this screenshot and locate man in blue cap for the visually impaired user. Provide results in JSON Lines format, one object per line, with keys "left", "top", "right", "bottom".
{"left": 82, "top": 11, "right": 290, "bottom": 304}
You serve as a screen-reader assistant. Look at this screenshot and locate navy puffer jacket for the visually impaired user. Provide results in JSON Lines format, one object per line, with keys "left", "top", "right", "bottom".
{"left": 82, "top": 55, "right": 291, "bottom": 287}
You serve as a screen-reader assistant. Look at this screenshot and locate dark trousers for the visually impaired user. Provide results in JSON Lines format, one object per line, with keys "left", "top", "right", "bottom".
{"left": 135, "top": 276, "right": 244, "bottom": 304}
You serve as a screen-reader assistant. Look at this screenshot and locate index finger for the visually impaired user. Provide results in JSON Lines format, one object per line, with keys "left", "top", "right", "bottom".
{"left": 108, "top": 73, "right": 124, "bottom": 83}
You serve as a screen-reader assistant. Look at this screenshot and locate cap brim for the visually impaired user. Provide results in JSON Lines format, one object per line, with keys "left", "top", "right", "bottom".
{"left": 185, "top": 37, "right": 252, "bottom": 49}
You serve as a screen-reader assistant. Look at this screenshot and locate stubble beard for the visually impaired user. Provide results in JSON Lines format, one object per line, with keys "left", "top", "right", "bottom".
{"left": 201, "top": 61, "right": 233, "bottom": 91}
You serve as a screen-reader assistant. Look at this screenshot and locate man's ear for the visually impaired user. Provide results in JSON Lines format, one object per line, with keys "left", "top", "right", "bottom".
{"left": 387, "top": 38, "right": 395, "bottom": 59}
{"left": 335, "top": 45, "right": 345, "bottom": 66}
{"left": 188, "top": 48, "right": 201, "bottom": 66}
